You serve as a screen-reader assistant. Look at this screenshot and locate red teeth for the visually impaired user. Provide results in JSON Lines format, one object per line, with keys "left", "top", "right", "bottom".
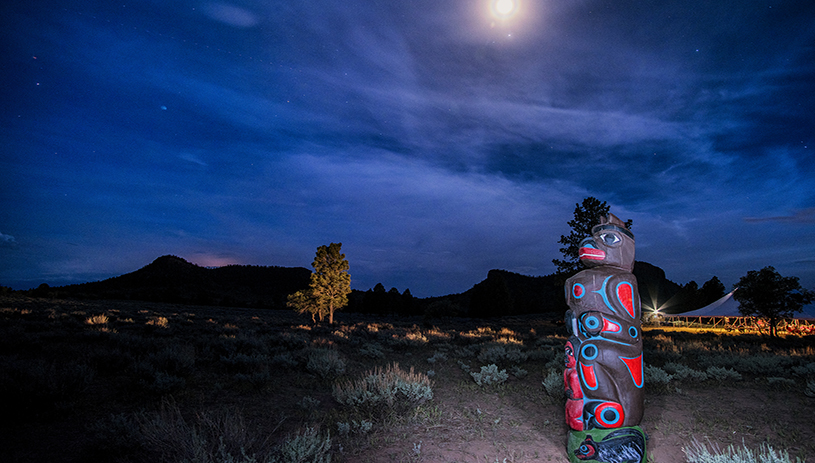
{"left": 579, "top": 247, "right": 605, "bottom": 260}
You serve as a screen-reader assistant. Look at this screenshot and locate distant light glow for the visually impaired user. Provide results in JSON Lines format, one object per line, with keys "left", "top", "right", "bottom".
{"left": 491, "top": 0, "right": 518, "bottom": 19}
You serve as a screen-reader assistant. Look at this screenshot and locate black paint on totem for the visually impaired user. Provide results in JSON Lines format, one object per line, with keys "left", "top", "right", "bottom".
{"left": 574, "top": 428, "right": 646, "bottom": 463}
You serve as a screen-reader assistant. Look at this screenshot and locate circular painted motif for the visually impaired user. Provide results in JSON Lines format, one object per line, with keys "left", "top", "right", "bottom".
{"left": 581, "top": 343, "right": 598, "bottom": 360}
{"left": 573, "top": 283, "right": 585, "bottom": 299}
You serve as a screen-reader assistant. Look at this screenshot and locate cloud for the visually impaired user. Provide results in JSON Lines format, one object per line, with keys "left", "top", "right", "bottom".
{"left": 744, "top": 207, "right": 815, "bottom": 224}
{"left": 202, "top": 3, "right": 260, "bottom": 28}
{"left": 0, "top": 233, "right": 18, "bottom": 248}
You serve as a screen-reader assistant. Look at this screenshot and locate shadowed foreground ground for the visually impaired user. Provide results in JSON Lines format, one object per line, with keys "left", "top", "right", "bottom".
{"left": 1, "top": 296, "right": 813, "bottom": 462}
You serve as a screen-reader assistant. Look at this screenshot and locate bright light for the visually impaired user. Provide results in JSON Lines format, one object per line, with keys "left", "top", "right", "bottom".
{"left": 491, "top": 0, "right": 518, "bottom": 19}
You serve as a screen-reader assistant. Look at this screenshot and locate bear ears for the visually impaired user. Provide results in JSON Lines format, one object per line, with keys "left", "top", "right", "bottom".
{"left": 601, "top": 213, "right": 629, "bottom": 229}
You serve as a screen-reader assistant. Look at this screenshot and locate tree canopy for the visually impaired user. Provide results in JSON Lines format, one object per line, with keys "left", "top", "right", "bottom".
{"left": 553, "top": 197, "right": 632, "bottom": 276}
{"left": 288, "top": 242, "right": 351, "bottom": 324}
{"left": 733, "top": 266, "right": 814, "bottom": 337}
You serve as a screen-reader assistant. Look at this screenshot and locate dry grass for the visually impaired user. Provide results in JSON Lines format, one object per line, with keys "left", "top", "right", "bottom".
{"left": 1, "top": 295, "right": 814, "bottom": 463}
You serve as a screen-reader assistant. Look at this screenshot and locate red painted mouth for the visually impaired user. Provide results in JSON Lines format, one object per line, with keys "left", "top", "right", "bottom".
{"left": 579, "top": 247, "right": 605, "bottom": 260}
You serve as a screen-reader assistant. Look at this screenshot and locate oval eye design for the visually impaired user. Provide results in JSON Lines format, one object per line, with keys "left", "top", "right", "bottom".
{"left": 599, "top": 232, "right": 621, "bottom": 247}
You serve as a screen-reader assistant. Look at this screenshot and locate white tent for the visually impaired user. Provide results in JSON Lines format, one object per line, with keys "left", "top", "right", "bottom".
{"left": 674, "top": 289, "right": 742, "bottom": 318}
{"left": 665, "top": 288, "right": 815, "bottom": 333}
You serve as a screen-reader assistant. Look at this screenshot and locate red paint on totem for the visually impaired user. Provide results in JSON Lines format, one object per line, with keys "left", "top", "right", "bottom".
{"left": 579, "top": 247, "right": 605, "bottom": 260}
{"left": 595, "top": 401, "right": 624, "bottom": 427}
{"left": 602, "top": 318, "right": 621, "bottom": 332}
{"left": 573, "top": 285, "right": 584, "bottom": 298}
{"left": 620, "top": 354, "right": 644, "bottom": 388}
{"left": 580, "top": 363, "right": 597, "bottom": 389}
{"left": 617, "top": 282, "right": 635, "bottom": 318}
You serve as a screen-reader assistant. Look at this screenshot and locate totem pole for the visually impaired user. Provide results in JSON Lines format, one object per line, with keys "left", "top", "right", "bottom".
{"left": 564, "top": 214, "right": 645, "bottom": 463}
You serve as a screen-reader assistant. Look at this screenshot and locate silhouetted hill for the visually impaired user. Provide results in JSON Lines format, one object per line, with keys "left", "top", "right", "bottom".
{"left": 24, "top": 255, "right": 708, "bottom": 317}
{"left": 35, "top": 255, "right": 311, "bottom": 309}
{"left": 402, "top": 261, "right": 700, "bottom": 319}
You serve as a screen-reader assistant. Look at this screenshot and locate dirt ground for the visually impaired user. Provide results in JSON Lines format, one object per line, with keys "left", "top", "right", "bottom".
{"left": 344, "top": 382, "right": 814, "bottom": 463}
{"left": 1, "top": 297, "right": 814, "bottom": 463}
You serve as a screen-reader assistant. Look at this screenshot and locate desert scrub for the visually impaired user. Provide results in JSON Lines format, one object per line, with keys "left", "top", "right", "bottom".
{"left": 137, "top": 399, "right": 297, "bottom": 463}
{"left": 273, "top": 427, "right": 332, "bottom": 463}
{"left": 541, "top": 369, "right": 564, "bottom": 398}
{"left": 477, "top": 345, "right": 528, "bottom": 365}
{"left": 427, "top": 351, "right": 448, "bottom": 364}
{"left": 471, "top": 364, "right": 509, "bottom": 386}
{"left": 306, "top": 349, "right": 346, "bottom": 379}
{"left": 270, "top": 351, "right": 299, "bottom": 368}
{"left": 332, "top": 362, "right": 433, "bottom": 413}
{"left": 664, "top": 362, "right": 709, "bottom": 382}
{"left": 0, "top": 357, "right": 95, "bottom": 419}
{"left": 358, "top": 342, "right": 385, "bottom": 359}
{"left": 336, "top": 419, "right": 372, "bottom": 436}
{"left": 705, "top": 366, "right": 742, "bottom": 382}
{"left": 805, "top": 379, "right": 815, "bottom": 398}
{"left": 221, "top": 352, "right": 269, "bottom": 374}
{"left": 683, "top": 438, "right": 801, "bottom": 463}
{"left": 644, "top": 365, "right": 672, "bottom": 391}
{"left": 85, "top": 314, "right": 110, "bottom": 325}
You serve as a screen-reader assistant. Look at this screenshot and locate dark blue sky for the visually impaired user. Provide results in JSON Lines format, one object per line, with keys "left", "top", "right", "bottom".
{"left": 2, "top": 0, "right": 814, "bottom": 298}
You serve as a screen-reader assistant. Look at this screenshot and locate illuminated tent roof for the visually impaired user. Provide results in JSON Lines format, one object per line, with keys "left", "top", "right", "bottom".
{"left": 673, "top": 290, "right": 742, "bottom": 318}
{"left": 673, "top": 289, "right": 815, "bottom": 320}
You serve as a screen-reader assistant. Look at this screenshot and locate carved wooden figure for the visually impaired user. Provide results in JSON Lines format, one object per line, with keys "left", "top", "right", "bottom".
{"left": 564, "top": 214, "right": 645, "bottom": 463}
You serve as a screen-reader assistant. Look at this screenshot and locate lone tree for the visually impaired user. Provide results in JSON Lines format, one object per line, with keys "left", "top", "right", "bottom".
{"left": 553, "top": 197, "right": 632, "bottom": 276}
{"left": 288, "top": 242, "right": 351, "bottom": 324}
{"left": 733, "top": 266, "right": 814, "bottom": 337}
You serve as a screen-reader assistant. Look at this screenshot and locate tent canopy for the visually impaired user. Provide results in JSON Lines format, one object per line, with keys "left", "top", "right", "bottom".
{"left": 672, "top": 290, "right": 741, "bottom": 318}
{"left": 670, "top": 289, "right": 815, "bottom": 320}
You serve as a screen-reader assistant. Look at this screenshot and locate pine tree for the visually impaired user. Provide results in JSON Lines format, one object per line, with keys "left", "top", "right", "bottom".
{"left": 553, "top": 197, "right": 632, "bottom": 277}
{"left": 287, "top": 242, "right": 351, "bottom": 324}
{"left": 310, "top": 242, "right": 351, "bottom": 324}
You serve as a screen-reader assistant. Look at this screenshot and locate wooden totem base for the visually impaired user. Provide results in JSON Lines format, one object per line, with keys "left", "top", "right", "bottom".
{"left": 566, "top": 426, "right": 646, "bottom": 463}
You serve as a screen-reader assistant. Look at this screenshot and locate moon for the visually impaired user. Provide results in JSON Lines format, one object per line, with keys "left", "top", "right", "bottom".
{"left": 491, "top": 0, "right": 517, "bottom": 19}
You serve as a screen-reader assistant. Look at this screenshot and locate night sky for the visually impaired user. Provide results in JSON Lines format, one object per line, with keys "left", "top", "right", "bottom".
{"left": 2, "top": 0, "right": 814, "bottom": 298}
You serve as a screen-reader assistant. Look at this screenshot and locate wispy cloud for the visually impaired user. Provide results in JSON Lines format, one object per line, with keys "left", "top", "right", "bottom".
{"left": 744, "top": 208, "right": 815, "bottom": 224}
{"left": 0, "top": 232, "right": 17, "bottom": 248}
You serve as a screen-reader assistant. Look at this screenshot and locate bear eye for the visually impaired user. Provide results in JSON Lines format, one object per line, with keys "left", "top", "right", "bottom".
{"left": 600, "top": 232, "right": 621, "bottom": 247}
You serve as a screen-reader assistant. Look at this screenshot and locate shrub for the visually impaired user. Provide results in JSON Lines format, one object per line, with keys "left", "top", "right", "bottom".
{"left": 271, "top": 352, "right": 299, "bottom": 368}
{"left": 306, "top": 349, "right": 346, "bottom": 379}
{"left": 705, "top": 366, "right": 742, "bottom": 383}
{"left": 664, "top": 362, "right": 709, "bottom": 382}
{"left": 273, "top": 427, "right": 332, "bottom": 463}
{"left": 471, "top": 364, "right": 508, "bottom": 386}
{"left": 805, "top": 379, "right": 815, "bottom": 398}
{"left": 336, "top": 420, "right": 372, "bottom": 436}
{"left": 86, "top": 314, "right": 109, "bottom": 325}
{"left": 222, "top": 353, "right": 269, "bottom": 374}
{"left": 137, "top": 400, "right": 270, "bottom": 463}
{"left": 332, "top": 363, "right": 433, "bottom": 413}
{"left": 146, "top": 316, "right": 170, "bottom": 328}
{"left": 298, "top": 396, "right": 321, "bottom": 411}
{"left": 541, "top": 369, "right": 563, "bottom": 399}
{"left": 766, "top": 377, "right": 796, "bottom": 389}
{"left": 644, "top": 365, "right": 673, "bottom": 386}
{"left": 457, "top": 360, "right": 471, "bottom": 372}
{"left": 477, "top": 345, "right": 528, "bottom": 365}
{"left": 791, "top": 362, "right": 815, "bottom": 378}
{"left": 683, "top": 438, "right": 801, "bottom": 463}
{"left": 358, "top": 342, "right": 385, "bottom": 359}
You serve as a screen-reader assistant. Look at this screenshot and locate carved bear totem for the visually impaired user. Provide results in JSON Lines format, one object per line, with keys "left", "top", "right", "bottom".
{"left": 564, "top": 214, "right": 645, "bottom": 463}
